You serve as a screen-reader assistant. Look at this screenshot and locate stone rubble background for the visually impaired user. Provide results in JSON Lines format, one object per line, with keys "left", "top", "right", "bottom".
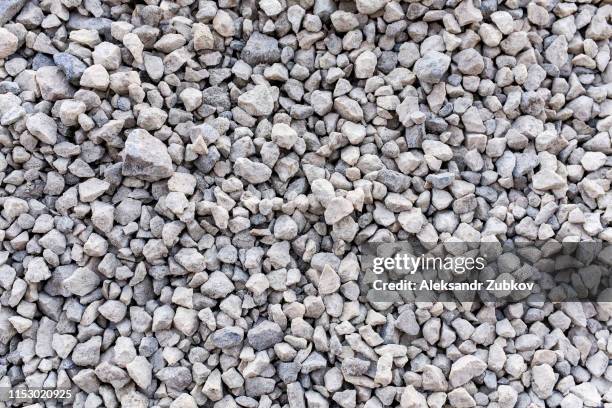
{"left": 0, "top": 0, "right": 611, "bottom": 407}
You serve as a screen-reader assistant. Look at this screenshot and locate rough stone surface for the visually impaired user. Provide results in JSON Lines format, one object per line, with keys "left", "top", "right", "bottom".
{"left": 0, "top": 1, "right": 609, "bottom": 407}
{"left": 121, "top": 130, "right": 174, "bottom": 181}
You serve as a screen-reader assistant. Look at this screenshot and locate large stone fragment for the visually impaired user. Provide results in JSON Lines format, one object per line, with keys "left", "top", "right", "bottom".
{"left": 0, "top": 0, "right": 27, "bottom": 25}
{"left": 532, "top": 169, "right": 566, "bottom": 190}
{"left": 241, "top": 32, "right": 281, "bottom": 65}
{"left": 137, "top": 107, "right": 168, "bottom": 131}
{"left": 448, "top": 388, "right": 476, "bottom": 408}
{"left": 324, "top": 197, "right": 354, "bottom": 224}
{"left": 98, "top": 300, "right": 128, "bottom": 323}
{"left": 126, "top": 356, "right": 152, "bottom": 389}
{"left": 355, "top": 50, "right": 377, "bottom": 78}
{"left": 271, "top": 123, "right": 298, "bottom": 149}
{"left": 234, "top": 158, "right": 272, "bottom": 184}
{"left": 532, "top": 364, "right": 556, "bottom": 399}
{"left": 52, "top": 334, "right": 77, "bottom": 359}
{"left": 0, "top": 309, "right": 16, "bottom": 345}
{"left": 80, "top": 64, "right": 110, "bottom": 90}
{"left": 35, "top": 66, "right": 75, "bottom": 101}
{"left": 413, "top": 51, "right": 451, "bottom": 84}
{"left": 53, "top": 52, "right": 87, "bottom": 84}
{"left": 72, "top": 336, "right": 102, "bottom": 367}
{"left": 422, "top": 365, "right": 448, "bottom": 391}
{"left": 0, "top": 28, "right": 18, "bottom": 59}
{"left": 63, "top": 267, "right": 101, "bottom": 296}
{"left": 449, "top": 355, "right": 487, "bottom": 387}
{"left": 78, "top": 178, "right": 110, "bottom": 202}
{"left": 311, "top": 178, "right": 335, "bottom": 206}
{"left": 571, "top": 383, "right": 601, "bottom": 406}
{"left": 26, "top": 112, "right": 57, "bottom": 145}
{"left": 212, "top": 327, "right": 244, "bottom": 349}
{"left": 25, "top": 257, "right": 51, "bottom": 283}
{"left": 454, "top": 0, "right": 482, "bottom": 26}
{"left": 193, "top": 23, "right": 214, "bottom": 50}
{"left": 3, "top": 197, "right": 28, "bottom": 221}
{"left": 453, "top": 49, "right": 484, "bottom": 75}
{"left": 156, "top": 366, "right": 192, "bottom": 391}
{"left": 237, "top": 85, "right": 275, "bottom": 116}
{"left": 356, "top": 0, "right": 387, "bottom": 15}
{"left": 35, "top": 317, "right": 56, "bottom": 358}
{"left": 201, "top": 271, "right": 235, "bottom": 298}
{"left": 247, "top": 320, "right": 284, "bottom": 350}
{"left": 396, "top": 309, "right": 420, "bottom": 335}
{"left": 318, "top": 264, "right": 341, "bottom": 295}
{"left": 397, "top": 96, "right": 419, "bottom": 127}
{"left": 334, "top": 97, "right": 363, "bottom": 122}
{"left": 400, "top": 385, "right": 427, "bottom": 408}
{"left": 545, "top": 35, "right": 569, "bottom": 69}
{"left": 175, "top": 248, "right": 206, "bottom": 273}
{"left": 121, "top": 129, "right": 174, "bottom": 181}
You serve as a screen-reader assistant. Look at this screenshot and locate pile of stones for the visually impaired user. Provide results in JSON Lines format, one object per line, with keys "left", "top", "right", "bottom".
{"left": 0, "top": 0, "right": 610, "bottom": 406}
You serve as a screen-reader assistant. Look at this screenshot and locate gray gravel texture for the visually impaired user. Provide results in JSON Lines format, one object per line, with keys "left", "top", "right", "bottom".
{"left": 0, "top": 0, "right": 611, "bottom": 407}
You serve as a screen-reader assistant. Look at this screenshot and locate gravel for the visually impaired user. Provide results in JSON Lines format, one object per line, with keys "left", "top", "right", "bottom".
{"left": 0, "top": 0, "right": 611, "bottom": 406}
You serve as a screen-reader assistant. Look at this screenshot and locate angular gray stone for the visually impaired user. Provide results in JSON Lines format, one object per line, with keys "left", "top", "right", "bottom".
{"left": 234, "top": 158, "right": 272, "bottom": 184}
{"left": 35, "top": 317, "right": 56, "bottom": 358}
{"left": 25, "top": 257, "right": 51, "bottom": 283}
{"left": 121, "top": 129, "right": 174, "bottom": 181}
{"left": 356, "top": 0, "right": 387, "bottom": 15}
{"left": 400, "top": 385, "right": 427, "bottom": 408}
{"left": 0, "top": 0, "right": 27, "bottom": 25}
{"left": 414, "top": 51, "right": 451, "bottom": 84}
{"left": 532, "top": 169, "right": 566, "bottom": 190}
{"left": 0, "top": 28, "right": 18, "bottom": 59}
{"left": 449, "top": 355, "right": 487, "bottom": 387}
{"left": 318, "top": 264, "right": 341, "bottom": 295}
{"left": 241, "top": 33, "right": 281, "bottom": 65}
{"left": 72, "top": 336, "right": 102, "bottom": 367}
{"left": 453, "top": 49, "right": 484, "bottom": 75}
{"left": 63, "top": 267, "right": 101, "bottom": 296}
{"left": 238, "top": 85, "right": 275, "bottom": 116}
{"left": 156, "top": 366, "right": 192, "bottom": 391}
{"left": 212, "top": 327, "right": 245, "bottom": 349}
{"left": 247, "top": 320, "right": 284, "bottom": 350}
{"left": 78, "top": 178, "right": 110, "bottom": 202}
{"left": 201, "top": 271, "right": 235, "bottom": 298}
{"left": 126, "top": 356, "right": 153, "bottom": 389}
{"left": 532, "top": 364, "right": 556, "bottom": 399}
{"left": 26, "top": 112, "right": 57, "bottom": 145}
{"left": 324, "top": 197, "right": 354, "bottom": 224}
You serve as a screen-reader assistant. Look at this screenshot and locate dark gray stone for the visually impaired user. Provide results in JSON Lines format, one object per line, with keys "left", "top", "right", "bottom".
{"left": 240, "top": 33, "right": 281, "bottom": 66}
{"left": 247, "top": 320, "right": 284, "bottom": 350}
{"left": 53, "top": 53, "right": 87, "bottom": 83}
{"left": 0, "top": 0, "right": 27, "bottom": 25}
